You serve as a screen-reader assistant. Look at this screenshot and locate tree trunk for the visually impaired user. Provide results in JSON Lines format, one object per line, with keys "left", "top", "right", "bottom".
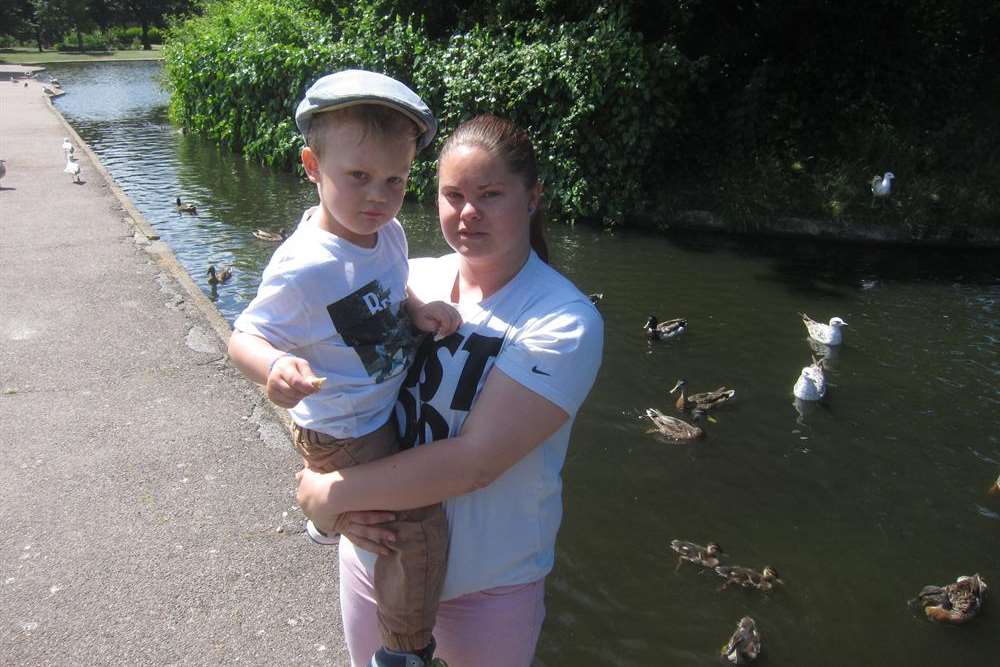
{"left": 141, "top": 19, "right": 151, "bottom": 50}
{"left": 76, "top": 27, "right": 83, "bottom": 53}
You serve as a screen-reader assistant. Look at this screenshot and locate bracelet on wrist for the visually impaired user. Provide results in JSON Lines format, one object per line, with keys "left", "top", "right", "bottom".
{"left": 268, "top": 352, "right": 293, "bottom": 375}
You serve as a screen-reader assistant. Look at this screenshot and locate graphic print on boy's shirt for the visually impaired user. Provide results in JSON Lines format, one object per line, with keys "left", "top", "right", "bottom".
{"left": 397, "top": 330, "right": 504, "bottom": 449}
{"left": 326, "top": 279, "right": 419, "bottom": 383}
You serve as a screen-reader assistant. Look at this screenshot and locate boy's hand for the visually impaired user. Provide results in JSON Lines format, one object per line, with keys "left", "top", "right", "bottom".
{"left": 412, "top": 300, "right": 462, "bottom": 341}
{"left": 266, "top": 355, "right": 324, "bottom": 408}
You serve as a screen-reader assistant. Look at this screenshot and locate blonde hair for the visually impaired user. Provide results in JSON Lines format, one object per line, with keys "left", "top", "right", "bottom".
{"left": 306, "top": 104, "right": 420, "bottom": 157}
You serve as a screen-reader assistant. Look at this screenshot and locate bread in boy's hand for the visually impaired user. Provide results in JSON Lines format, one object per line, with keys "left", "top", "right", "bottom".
{"left": 308, "top": 376, "right": 326, "bottom": 390}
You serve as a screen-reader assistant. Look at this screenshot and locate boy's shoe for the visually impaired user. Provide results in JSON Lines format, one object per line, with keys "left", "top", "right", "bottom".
{"left": 369, "top": 647, "right": 448, "bottom": 667}
{"left": 304, "top": 519, "right": 338, "bottom": 545}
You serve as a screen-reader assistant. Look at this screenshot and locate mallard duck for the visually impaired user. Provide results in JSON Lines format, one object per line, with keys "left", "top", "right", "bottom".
{"left": 915, "top": 574, "right": 987, "bottom": 624}
{"left": 793, "top": 356, "right": 826, "bottom": 401}
{"left": 64, "top": 155, "right": 81, "bottom": 183}
{"left": 175, "top": 196, "right": 197, "bottom": 214}
{"left": 588, "top": 293, "right": 604, "bottom": 305}
{"left": 207, "top": 264, "right": 232, "bottom": 285}
{"left": 720, "top": 616, "right": 762, "bottom": 664}
{"left": 644, "top": 315, "right": 686, "bottom": 341}
{"left": 870, "top": 171, "right": 895, "bottom": 207}
{"left": 670, "top": 379, "right": 735, "bottom": 412}
{"left": 670, "top": 539, "right": 724, "bottom": 570}
{"left": 644, "top": 407, "right": 707, "bottom": 442}
{"left": 799, "top": 313, "right": 848, "bottom": 345}
{"left": 252, "top": 228, "right": 287, "bottom": 242}
{"left": 715, "top": 565, "right": 783, "bottom": 592}
{"left": 989, "top": 473, "right": 1000, "bottom": 496}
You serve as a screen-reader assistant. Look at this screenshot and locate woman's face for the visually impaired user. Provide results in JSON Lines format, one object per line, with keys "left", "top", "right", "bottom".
{"left": 438, "top": 145, "right": 540, "bottom": 266}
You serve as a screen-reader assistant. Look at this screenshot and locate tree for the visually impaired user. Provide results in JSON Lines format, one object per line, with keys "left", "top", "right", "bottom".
{"left": 118, "top": 0, "right": 196, "bottom": 49}
{"left": 27, "top": 0, "right": 70, "bottom": 51}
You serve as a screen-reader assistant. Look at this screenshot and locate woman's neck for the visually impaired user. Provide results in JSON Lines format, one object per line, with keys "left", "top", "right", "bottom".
{"left": 452, "top": 248, "right": 530, "bottom": 303}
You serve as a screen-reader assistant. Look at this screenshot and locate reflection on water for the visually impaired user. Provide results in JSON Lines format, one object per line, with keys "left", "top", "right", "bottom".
{"left": 52, "top": 61, "right": 1000, "bottom": 667}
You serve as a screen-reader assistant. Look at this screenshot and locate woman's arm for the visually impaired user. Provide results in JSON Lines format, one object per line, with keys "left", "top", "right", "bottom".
{"left": 296, "top": 368, "right": 568, "bottom": 522}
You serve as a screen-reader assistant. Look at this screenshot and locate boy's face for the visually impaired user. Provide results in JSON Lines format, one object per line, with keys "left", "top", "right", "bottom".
{"left": 301, "top": 119, "right": 416, "bottom": 247}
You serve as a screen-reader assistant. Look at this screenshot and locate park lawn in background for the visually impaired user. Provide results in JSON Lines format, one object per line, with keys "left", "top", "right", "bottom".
{"left": 0, "top": 47, "right": 163, "bottom": 65}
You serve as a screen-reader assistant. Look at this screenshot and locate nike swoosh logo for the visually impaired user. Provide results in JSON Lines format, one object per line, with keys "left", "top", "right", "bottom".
{"left": 531, "top": 365, "right": 551, "bottom": 376}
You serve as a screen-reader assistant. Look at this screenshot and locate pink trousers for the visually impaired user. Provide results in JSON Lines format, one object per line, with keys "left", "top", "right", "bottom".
{"left": 339, "top": 544, "right": 546, "bottom": 667}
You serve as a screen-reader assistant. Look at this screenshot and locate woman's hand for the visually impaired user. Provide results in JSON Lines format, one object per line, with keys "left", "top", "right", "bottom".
{"left": 297, "top": 467, "right": 397, "bottom": 555}
{"left": 411, "top": 300, "right": 463, "bottom": 340}
{"left": 267, "top": 355, "right": 322, "bottom": 408}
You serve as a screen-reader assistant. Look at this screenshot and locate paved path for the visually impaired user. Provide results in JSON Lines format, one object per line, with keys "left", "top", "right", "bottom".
{"left": 1, "top": 76, "right": 349, "bottom": 665}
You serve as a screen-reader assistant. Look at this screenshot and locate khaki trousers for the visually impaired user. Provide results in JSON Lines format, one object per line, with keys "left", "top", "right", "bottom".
{"left": 293, "top": 420, "right": 448, "bottom": 652}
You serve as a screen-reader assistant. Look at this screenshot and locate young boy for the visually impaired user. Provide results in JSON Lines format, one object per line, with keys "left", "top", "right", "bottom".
{"left": 228, "top": 70, "right": 455, "bottom": 667}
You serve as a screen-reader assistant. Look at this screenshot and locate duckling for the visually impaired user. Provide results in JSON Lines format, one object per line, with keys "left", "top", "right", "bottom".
{"left": 870, "top": 171, "right": 895, "bottom": 207}
{"left": 720, "top": 616, "right": 762, "bottom": 664}
{"left": 670, "top": 539, "right": 724, "bottom": 571}
{"left": 793, "top": 356, "right": 826, "bottom": 401}
{"left": 915, "top": 574, "right": 987, "bottom": 624}
{"left": 175, "top": 196, "right": 197, "bottom": 214}
{"left": 207, "top": 264, "right": 232, "bottom": 285}
{"left": 644, "top": 315, "right": 686, "bottom": 341}
{"left": 799, "top": 313, "right": 848, "bottom": 345}
{"left": 252, "top": 228, "right": 287, "bottom": 242}
{"left": 670, "top": 379, "right": 735, "bottom": 412}
{"left": 644, "top": 407, "right": 707, "bottom": 442}
{"left": 715, "top": 565, "right": 783, "bottom": 592}
{"left": 588, "top": 293, "right": 604, "bottom": 305}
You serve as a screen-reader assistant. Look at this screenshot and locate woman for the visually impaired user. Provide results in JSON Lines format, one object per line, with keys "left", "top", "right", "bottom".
{"left": 297, "top": 114, "right": 604, "bottom": 667}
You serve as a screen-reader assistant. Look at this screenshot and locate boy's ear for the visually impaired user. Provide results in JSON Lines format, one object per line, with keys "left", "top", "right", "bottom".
{"left": 301, "top": 146, "right": 321, "bottom": 184}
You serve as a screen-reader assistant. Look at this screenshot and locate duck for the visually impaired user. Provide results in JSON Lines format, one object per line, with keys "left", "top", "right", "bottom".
{"left": 720, "top": 616, "right": 762, "bottom": 665}
{"left": 64, "top": 155, "right": 81, "bottom": 183}
{"left": 670, "top": 379, "right": 735, "bottom": 412}
{"left": 799, "top": 312, "right": 848, "bottom": 345}
{"left": 793, "top": 356, "right": 826, "bottom": 401}
{"left": 644, "top": 407, "right": 707, "bottom": 442}
{"left": 644, "top": 315, "right": 687, "bottom": 341}
{"left": 989, "top": 473, "right": 1000, "bottom": 496}
{"left": 915, "top": 574, "right": 987, "bottom": 624}
{"left": 870, "top": 171, "right": 895, "bottom": 206}
{"left": 252, "top": 228, "right": 287, "bottom": 242}
{"left": 207, "top": 264, "right": 232, "bottom": 285}
{"left": 588, "top": 293, "right": 604, "bottom": 305}
{"left": 175, "top": 196, "right": 197, "bottom": 214}
{"left": 61, "top": 137, "right": 73, "bottom": 155}
{"left": 670, "top": 539, "right": 724, "bottom": 570}
{"left": 715, "top": 565, "right": 783, "bottom": 592}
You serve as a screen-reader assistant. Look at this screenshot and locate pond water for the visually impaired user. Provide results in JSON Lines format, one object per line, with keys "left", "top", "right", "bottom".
{"left": 51, "top": 61, "right": 1000, "bottom": 666}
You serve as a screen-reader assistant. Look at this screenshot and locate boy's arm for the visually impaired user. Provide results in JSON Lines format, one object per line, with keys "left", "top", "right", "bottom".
{"left": 228, "top": 331, "right": 322, "bottom": 409}
{"left": 405, "top": 287, "right": 462, "bottom": 339}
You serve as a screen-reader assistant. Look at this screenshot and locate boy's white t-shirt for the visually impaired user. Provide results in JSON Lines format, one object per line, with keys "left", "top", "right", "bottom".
{"left": 343, "top": 251, "right": 604, "bottom": 600}
{"left": 233, "top": 207, "right": 419, "bottom": 439}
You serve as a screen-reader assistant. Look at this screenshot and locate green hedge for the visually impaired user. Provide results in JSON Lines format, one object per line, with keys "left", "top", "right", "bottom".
{"left": 163, "top": 0, "right": 695, "bottom": 223}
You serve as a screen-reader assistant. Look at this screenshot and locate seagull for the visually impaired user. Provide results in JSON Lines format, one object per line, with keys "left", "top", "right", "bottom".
{"left": 799, "top": 313, "right": 848, "bottom": 345}
{"left": 64, "top": 155, "right": 81, "bottom": 183}
{"left": 0, "top": 159, "right": 7, "bottom": 186}
{"left": 870, "top": 172, "right": 894, "bottom": 207}
{"left": 62, "top": 137, "right": 74, "bottom": 155}
{"left": 793, "top": 357, "right": 826, "bottom": 401}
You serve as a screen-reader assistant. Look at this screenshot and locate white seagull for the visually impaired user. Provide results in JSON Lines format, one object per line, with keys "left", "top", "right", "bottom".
{"left": 870, "top": 171, "right": 894, "bottom": 206}
{"left": 64, "top": 154, "right": 81, "bottom": 183}
{"left": 800, "top": 313, "right": 848, "bottom": 345}
{"left": 62, "top": 137, "right": 74, "bottom": 155}
{"left": 793, "top": 357, "right": 827, "bottom": 401}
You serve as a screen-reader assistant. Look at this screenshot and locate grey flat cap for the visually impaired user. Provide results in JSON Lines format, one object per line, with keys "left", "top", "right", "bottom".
{"left": 295, "top": 69, "right": 437, "bottom": 151}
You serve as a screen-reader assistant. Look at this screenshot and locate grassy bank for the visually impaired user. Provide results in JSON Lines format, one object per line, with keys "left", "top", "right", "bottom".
{"left": 0, "top": 46, "right": 163, "bottom": 65}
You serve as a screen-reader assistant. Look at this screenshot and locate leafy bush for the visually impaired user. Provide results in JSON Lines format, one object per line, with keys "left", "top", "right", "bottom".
{"left": 58, "top": 31, "right": 109, "bottom": 52}
{"left": 107, "top": 26, "right": 164, "bottom": 49}
{"left": 164, "top": 0, "right": 695, "bottom": 223}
